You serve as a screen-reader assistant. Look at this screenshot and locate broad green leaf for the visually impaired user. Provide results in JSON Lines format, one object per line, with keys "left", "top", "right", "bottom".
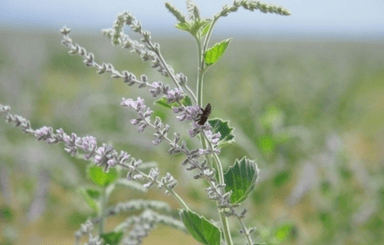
{"left": 208, "top": 118, "right": 235, "bottom": 146}
{"left": 224, "top": 157, "right": 259, "bottom": 204}
{"left": 155, "top": 95, "right": 192, "bottom": 109}
{"left": 78, "top": 188, "right": 99, "bottom": 212}
{"left": 175, "top": 22, "right": 191, "bottom": 32}
{"left": 87, "top": 165, "right": 119, "bottom": 188}
{"left": 180, "top": 209, "right": 221, "bottom": 245}
{"left": 204, "top": 38, "right": 231, "bottom": 66}
{"left": 100, "top": 231, "right": 124, "bottom": 245}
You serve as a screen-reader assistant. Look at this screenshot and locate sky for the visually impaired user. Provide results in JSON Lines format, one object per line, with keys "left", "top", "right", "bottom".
{"left": 0, "top": 0, "right": 383, "bottom": 40}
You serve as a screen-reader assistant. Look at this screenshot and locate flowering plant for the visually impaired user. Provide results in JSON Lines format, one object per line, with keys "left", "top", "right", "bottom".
{"left": 0, "top": 1, "right": 290, "bottom": 244}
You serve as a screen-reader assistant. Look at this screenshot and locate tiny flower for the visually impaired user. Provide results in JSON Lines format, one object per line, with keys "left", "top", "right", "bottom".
{"left": 94, "top": 144, "right": 116, "bottom": 171}
{"left": 188, "top": 121, "right": 209, "bottom": 138}
{"left": 166, "top": 88, "right": 184, "bottom": 103}
{"left": 34, "top": 126, "right": 53, "bottom": 141}
{"left": 81, "top": 136, "right": 97, "bottom": 159}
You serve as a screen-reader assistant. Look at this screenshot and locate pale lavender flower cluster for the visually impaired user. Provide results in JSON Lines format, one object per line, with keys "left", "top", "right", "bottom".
{"left": 102, "top": 11, "right": 176, "bottom": 78}
{"left": 60, "top": 27, "right": 182, "bottom": 104}
{"left": 165, "top": 88, "right": 184, "bottom": 103}
{"left": 152, "top": 117, "right": 170, "bottom": 146}
{"left": 75, "top": 220, "right": 103, "bottom": 245}
{"left": 121, "top": 97, "right": 153, "bottom": 132}
{"left": 149, "top": 81, "right": 170, "bottom": 97}
{"left": 121, "top": 209, "right": 185, "bottom": 245}
{"left": 188, "top": 121, "right": 211, "bottom": 138}
{"left": 1, "top": 104, "right": 179, "bottom": 197}
{"left": 173, "top": 105, "right": 201, "bottom": 122}
{"left": 125, "top": 159, "right": 177, "bottom": 194}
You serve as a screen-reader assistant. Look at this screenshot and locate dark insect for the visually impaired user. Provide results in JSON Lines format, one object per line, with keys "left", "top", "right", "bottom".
{"left": 197, "top": 103, "right": 211, "bottom": 125}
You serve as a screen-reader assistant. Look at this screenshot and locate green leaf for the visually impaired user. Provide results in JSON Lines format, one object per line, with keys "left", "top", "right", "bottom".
{"left": 175, "top": 22, "right": 191, "bottom": 32}
{"left": 204, "top": 38, "right": 231, "bottom": 66}
{"left": 100, "top": 231, "right": 124, "bottom": 245}
{"left": 155, "top": 95, "right": 192, "bottom": 109}
{"left": 274, "top": 223, "right": 295, "bottom": 242}
{"left": 208, "top": 118, "right": 235, "bottom": 146}
{"left": 78, "top": 188, "right": 99, "bottom": 212}
{"left": 197, "top": 20, "right": 212, "bottom": 39}
{"left": 85, "top": 188, "right": 101, "bottom": 199}
{"left": 273, "top": 171, "right": 290, "bottom": 187}
{"left": 190, "top": 19, "right": 210, "bottom": 36}
{"left": 224, "top": 157, "right": 259, "bottom": 204}
{"left": 87, "top": 165, "right": 119, "bottom": 188}
{"left": 259, "top": 135, "right": 276, "bottom": 154}
{"left": 180, "top": 209, "right": 221, "bottom": 245}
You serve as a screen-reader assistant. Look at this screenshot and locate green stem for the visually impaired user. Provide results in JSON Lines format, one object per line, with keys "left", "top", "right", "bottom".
{"left": 99, "top": 188, "right": 107, "bottom": 234}
{"left": 195, "top": 27, "right": 233, "bottom": 243}
{"left": 202, "top": 16, "right": 220, "bottom": 62}
{"left": 134, "top": 168, "right": 190, "bottom": 211}
{"left": 202, "top": 132, "right": 233, "bottom": 245}
{"left": 237, "top": 217, "right": 254, "bottom": 245}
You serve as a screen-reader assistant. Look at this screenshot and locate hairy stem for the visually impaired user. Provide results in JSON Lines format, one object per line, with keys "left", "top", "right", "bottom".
{"left": 195, "top": 19, "right": 234, "bottom": 245}
{"left": 237, "top": 217, "right": 254, "bottom": 245}
{"left": 99, "top": 188, "right": 107, "bottom": 234}
{"left": 202, "top": 131, "right": 233, "bottom": 245}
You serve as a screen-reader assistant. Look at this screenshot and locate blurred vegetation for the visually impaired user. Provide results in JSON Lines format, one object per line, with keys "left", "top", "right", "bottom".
{"left": 0, "top": 30, "right": 383, "bottom": 244}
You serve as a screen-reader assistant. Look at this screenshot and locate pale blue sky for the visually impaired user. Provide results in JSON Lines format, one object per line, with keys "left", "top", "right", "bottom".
{"left": 1, "top": 0, "right": 383, "bottom": 39}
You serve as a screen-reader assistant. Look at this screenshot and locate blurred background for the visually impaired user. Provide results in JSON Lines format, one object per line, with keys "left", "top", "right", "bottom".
{"left": 1, "top": 0, "right": 383, "bottom": 244}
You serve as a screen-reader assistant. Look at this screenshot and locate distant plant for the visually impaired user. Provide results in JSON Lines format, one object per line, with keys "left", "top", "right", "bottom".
{"left": 0, "top": 1, "right": 290, "bottom": 244}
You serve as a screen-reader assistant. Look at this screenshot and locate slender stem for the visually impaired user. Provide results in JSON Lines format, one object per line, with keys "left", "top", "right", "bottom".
{"left": 99, "top": 188, "right": 107, "bottom": 234}
{"left": 168, "top": 189, "right": 190, "bottom": 211}
{"left": 202, "top": 16, "right": 220, "bottom": 61}
{"left": 202, "top": 132, "right": 233, "bottom": 245}
{"left": 196, "top": 22, "right": 234, "bottom": 243}
{"left": 237, "top": 217, "right": 254, "bottom": 245}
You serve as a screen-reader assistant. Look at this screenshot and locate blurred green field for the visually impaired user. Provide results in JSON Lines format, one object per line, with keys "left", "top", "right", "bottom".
{"left": 1, "top": 30, "right": 384, "bottom": 245}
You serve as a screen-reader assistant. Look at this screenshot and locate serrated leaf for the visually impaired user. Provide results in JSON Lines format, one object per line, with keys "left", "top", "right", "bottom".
{"left": 100, "top": 231, "right": 124, "bottom": 245}
{"left": 79, "top": 188, "right": 99, "bottom": 212}
{"left": 175, "top": 22, "right": 191, "bottom": 32}
{"left": 208, "top": 118, "right": 235, "bottom": 146}
{"left": 180, "top": 209, "right": 221, "bottom": 245}
{"left": 224, "top": 157, "right": 259, "bottom": 204}
{"left": 204, "top": 38, "right": 231, "bottom": 66}
{"left": 87, "top": 165, "right": 119, "bottom": 188}
{"left": 155, "top": 95, "right": 192, "bottom": 109}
